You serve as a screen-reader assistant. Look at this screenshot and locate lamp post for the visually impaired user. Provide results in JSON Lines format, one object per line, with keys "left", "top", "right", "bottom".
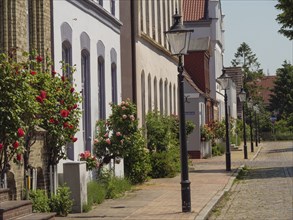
{"left": 247, "top": 99, "right": 254, "bottom": 153}
{"left": 217, "top": 70, "right": 232, "bottom": 171}
{"left": 254, "top": 105, "right": 259, "bottom": 147}
{"left": 239, "top": 88, "right": 248, "bottom": 159}
{"left": 165, "top": 10, "right": 193, "bottom": 213}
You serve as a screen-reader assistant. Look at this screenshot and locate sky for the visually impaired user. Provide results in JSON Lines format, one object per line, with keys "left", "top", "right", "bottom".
{"left": 222, "top": 0, "right": 292, "bottom": 75}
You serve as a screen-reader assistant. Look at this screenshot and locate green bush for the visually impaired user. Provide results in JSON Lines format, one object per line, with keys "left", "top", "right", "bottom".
{"left": 49, "top": 185, "right": 73, "bottom": 217}
{"left": 105, "top": 176, "right": 131, "bottom": 199}
{"left": 212, "top": 142, "right": 225, "bottom": 156}
{"left": 124, "top": 130, "right": 151, "bottom": 184}
{"left": 149, "top": 146, "right": 180, "bottom": 178}
{"left": 28, "top": 189, "right": 50, "bottom": 213}
{"left": 87, "top": 181, "right": 106, "bottom": 206}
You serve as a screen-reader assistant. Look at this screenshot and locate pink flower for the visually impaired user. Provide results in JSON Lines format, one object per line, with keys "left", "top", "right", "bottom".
{"left": 17, "top": 128, "right": 25, "bottom": 137}
{"left": 120, "top": 140, "right": 124, "bottom": 145}
{"left": 0, "top": 143, "right": 3, "bottom": 150}
{"left": 84, "top": 150, "right": 91, "bottom": 159}
{"left": 40, "top": 90, "right": 47, "bottom": 99}
{"left": 122, "top": 106, "right": 126, "bottom": 110}
{"left": 106, "top": 138, "right": 111, "bottom": 145}
{"left": 13, "top": 141, "right": 19, "bottom": 149}
{"left": 36, "top": 55, "right": 43, "bottom": 63}
{"left": 80, "top": 153, "right": 85, "bottom": 158}
{"left": 94, "top": 139, "right": 99, "bottom": 144}
{"left": 36, "top": 96, "right": 43, "bottom": 103}
{"left": 116, "top": 132, "right": 121, "bottom": 137}
{"left": 129, "top": 115, "right": 135, "bottom": 121}
{"left": 122, "top": 114, "right": 127, "bottom": 119}
{"left": 60, "top": 109, "right": 69, "bottom": 118}
{"left": 16, "top": 154, "right": 22, "bottom": 161}
{"left": 121, "top": 101, "right": 125, "bottom": 105}
{"left": 104, "top": 133, "right": 109, "bottom": 138}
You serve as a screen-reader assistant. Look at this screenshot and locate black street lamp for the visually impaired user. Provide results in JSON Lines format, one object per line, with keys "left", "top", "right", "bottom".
{"left": 253, "top": 105, "right": 259, "bottom": 147}
{"left": 217, "top": 70, "right": 232, "bottom": 171}
{"left": 165, "top": 10, "right": 193, "bottom": 213}
{"left": 247, "top": 99, "right": 254, "bottom": 153}
{"left": 239, "top": 88, "right": 248, "bottom": 159}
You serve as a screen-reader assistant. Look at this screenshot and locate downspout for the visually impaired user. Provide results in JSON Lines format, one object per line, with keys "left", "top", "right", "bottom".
{"left": 130, "top": 0, "right": 137, "bottom": 103}
{"left": 50, "top": 0, "right": 55, "bottom": 69}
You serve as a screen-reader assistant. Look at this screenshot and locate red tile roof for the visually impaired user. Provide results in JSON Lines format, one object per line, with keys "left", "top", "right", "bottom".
{"left": 183, "top": 0, "right": 207, "bottom": 21}
{"left": 256, "top": 76, "right": 276, "bottom": 105}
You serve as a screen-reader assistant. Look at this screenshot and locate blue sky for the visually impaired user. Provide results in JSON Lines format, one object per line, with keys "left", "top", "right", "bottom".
{"left": 222, "top": 0, "right": 292, "bottom": 75}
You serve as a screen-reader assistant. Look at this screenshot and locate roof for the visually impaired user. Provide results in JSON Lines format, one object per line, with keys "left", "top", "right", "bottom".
{"left": 183, "top": 0, "right": 207, "bottom": 21}
{"left": 255, "top": 76, "right": 276, "bottom": 105}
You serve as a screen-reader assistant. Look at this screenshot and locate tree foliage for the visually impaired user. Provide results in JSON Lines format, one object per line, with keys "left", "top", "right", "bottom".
{"left": 275, "top": 0, "right": 293, "bottom": 40}
{"left": 269, "top": 61, "right": 293, "bottom": 121}
{"left": 231, "top": 42, "right": 264, "bottom": 99}
{"left": 0, "top": 50, "right": 81, "bottom": 184}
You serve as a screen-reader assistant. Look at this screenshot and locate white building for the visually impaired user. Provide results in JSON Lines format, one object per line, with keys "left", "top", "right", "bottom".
{"left": 53, "top": 0, "right": 123, "bottom": 175}
{"left": 120, "top": 0, "right": 181, "bottom": 125}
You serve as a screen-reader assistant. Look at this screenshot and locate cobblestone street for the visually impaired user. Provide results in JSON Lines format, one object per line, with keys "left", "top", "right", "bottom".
{"left": 208, "top": 141, "right": 293, "bottom": 220}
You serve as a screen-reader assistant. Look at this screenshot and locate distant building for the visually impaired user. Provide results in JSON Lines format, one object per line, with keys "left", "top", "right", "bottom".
{"left": 255, "top": 76, "right": 276, "bottom": 108}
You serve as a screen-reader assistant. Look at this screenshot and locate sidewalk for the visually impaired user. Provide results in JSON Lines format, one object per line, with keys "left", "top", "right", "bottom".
{"left": 56, "top": 143, "right": 262, "bottom": 220}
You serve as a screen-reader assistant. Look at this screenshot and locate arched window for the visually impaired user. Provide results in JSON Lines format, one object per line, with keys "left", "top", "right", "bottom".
{"left": 164, "top": 80, "right": 168, "bottom": 115}
{"left": 173, "top": 85, "right": 176, "bottom": 114}
{"left": 169, "top": 83, "right": 172, "bottom": 114}
{"left": 141, "top": 72, "right": 146, "bottom": 125}
{"left": 159, "top": 79, "right": 163, "bottom": 114}
{"left": 148, "top": 74, "right": 152, "bottom": 112}
{"left": 98, "top": 56, "right": 106, "bottom": 120}
{"left": 62, "top": 40, "right": 72, "bottom": 79}
{"left": 154, "top": 77, "right": 158, "bottom": 110}
{"left": 81, "top": 49, "right": 91, "bottom": 151}
{"left": 111, "top": 63, "right": 117, "bottom": 104}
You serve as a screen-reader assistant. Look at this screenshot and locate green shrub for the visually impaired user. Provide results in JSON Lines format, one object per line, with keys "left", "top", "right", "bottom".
{"left": 212, "top": 142, "right": 225, "bottom": 156}
{"left": 49, "top": 185, "right": 73, "bottom": 217}
{"left": 149, "top": 146, "right": 180, "bottom": 178}
{"left": 87, "top": 181, "right": 106, "bottom": 206}
{"left": 105, "top": 176, "right": 131, "bottom": 199}
{"left": 124, "top": 130, "right": 151, "bottom": 184}
{"left": 28, "top": 189, "right": 50, "bottom": 213}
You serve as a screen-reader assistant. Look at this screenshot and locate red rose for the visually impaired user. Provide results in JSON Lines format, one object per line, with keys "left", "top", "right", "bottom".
{"left": 63, "top": 122, "right": 69, "bottom": 128}
{"left": 60, "top": 100, "right": 64, "bottom": 105}
{"left": 60, "top": 109, "right": 69, "bottom": 118}
{"left": 17, "top": 128, "right": 25, "bottom": 137}
{"left": 68, "top": 124, "right": 74, "bottom": 129}
{"left": 0, "top": 143, "right": 3, "bottom": 150}
{"left": 52, "top": 70, "right": 57, "bottom": 77}
{"left": 17, "top": 154, "right": 22, "bottom": 161}
{"left": 40, "top": 90, "right": 47, "bottom": 99}
{"left": 71, "top": 137, "right": 78, "bottom": 142}
{"left": 13, "top": 141, "right": 19, "bottom": 149}
{"left": 36, "top": 55, "right": 43, "bottom": 63}
{"left": 70, "top": 88, "right": 75, "bottom": 93}
{"left": 36, "top": 96, "right": 43, "bottom": 103}
{"left": 30, "top": 71, "right": 37, "bottom": 75}
{"left": 49, "top": 118, "right": 55, "bottom": 123}
{"left": 61, "top": 76, "right": 65, "bottom": 82}
{"left": 73, "top": 104, "right": 78, "bottom": 109}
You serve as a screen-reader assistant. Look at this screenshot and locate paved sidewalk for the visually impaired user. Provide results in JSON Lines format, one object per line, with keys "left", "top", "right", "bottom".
{"left": 56, "top": 143, "right": 262, "bottom": 220}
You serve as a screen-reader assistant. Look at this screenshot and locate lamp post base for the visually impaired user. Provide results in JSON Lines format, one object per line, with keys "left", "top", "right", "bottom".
{"left": 181, "top": 180, "right": 191, "bottom": 212}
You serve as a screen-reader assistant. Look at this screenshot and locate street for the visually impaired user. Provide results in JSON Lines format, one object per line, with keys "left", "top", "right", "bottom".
{"left": 208, "top": 141, "right": 293, "bottom": 220}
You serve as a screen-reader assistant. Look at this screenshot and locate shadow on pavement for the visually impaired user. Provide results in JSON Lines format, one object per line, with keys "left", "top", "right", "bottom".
{"left": 266, "top": 147, "right": 293, "bottom": 154}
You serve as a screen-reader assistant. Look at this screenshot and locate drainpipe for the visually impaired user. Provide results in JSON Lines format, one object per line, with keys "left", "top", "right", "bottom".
{"left": 50, "top": 0, "right": 55, "bottom": 69}
{"left": 130, "top": 0, "right": 136, "bottom": 103}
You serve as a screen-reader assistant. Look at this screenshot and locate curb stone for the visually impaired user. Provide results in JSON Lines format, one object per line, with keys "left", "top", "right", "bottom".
{"left": 194, "top": 145, "right": 263, "bottom": 220}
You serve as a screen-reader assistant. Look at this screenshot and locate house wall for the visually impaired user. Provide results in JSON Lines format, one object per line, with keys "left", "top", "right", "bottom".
{"left": 53, "top": 0, "right": 122, "bottom": 170}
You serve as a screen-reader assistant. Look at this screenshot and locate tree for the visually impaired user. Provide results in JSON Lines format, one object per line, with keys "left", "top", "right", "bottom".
{"left": 231, "top": 42, "right": 264, "bottom": 99}
{"left": 269, "top": 61, "right": 293, "bottom": 120}
{"left": 275, "top": 0, "right": 293, "bottom": 40}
